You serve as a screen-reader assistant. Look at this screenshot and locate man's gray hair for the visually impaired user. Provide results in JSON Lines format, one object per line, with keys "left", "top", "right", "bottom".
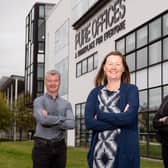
{"left": 45, "top": 70, "right": 61, "bottom": 80}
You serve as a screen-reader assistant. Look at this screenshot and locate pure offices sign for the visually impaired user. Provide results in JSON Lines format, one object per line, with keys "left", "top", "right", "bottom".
{"left": 75, "top": 0, "right": 126, "bottom": 58}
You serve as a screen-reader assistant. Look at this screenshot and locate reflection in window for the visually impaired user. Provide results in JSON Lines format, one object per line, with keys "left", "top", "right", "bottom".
{"left": 139, "top": 90, "right": 148, "bottom": 112}
{"left": 163, "top": 37, "right": 168, "bottom": 60}
{"left": 75, "top": 102, "right": 91, "bottom": 147}
{"left": 116, "top": 38, "right": 125, "bottom": 54}
{"left": 37, "top": 64, "right": 44, "bottom": 79}
{"left": 39, "top": 5, "right": 45, "bottom": 18}
{"left": 89, "top": 0, "right": 98, "bottom": 7}
{"left": 31, "top": 8, "right": 34, "bottom": 21}
{"left": 163, "top": 85, "right": 168, "bottom": 97}
{"left": 55, "top": 21, "right": 69, "bottom": 52}
{"left": 55, "top": 58, "right": 68, "bottom": 96}
{"left": 139, "top": 112, "right": 148, "bottom": 132}
{"left": 163, "top": 62, "right": 168, "bottom": 84}
{"left": 88, "top": 56, "right": 93, "bottom": 72}
{"left": 149, "top": 87, "right": 161, "bottom": 110}
{"left": 126, "top": 53, "right": 135, "bottom": 72}
{"left": 56, "top": 46, "right": 69, "bottom": 59}
{"left": 81, "top": 103, "right": 85, "bottom": 117}
{"left": 76, "top": 63, "right": 82, "bottom": 77}
{"left": 75, "top": 104, "right": 81, "bottom": 117}
{"left": 137, "top": 26, "right": 147, "bottom": 48}
{"left": 149, "top": 112, "right": 156, "bottom": 131}
{"left": 126, "top": 32, "right": 135, "bottom": 53}
{"left": 76, "top": 52, "right": 98, "bottom": 78}
{"left": 82, "top": 59, "right": 87, "bottom": 74}
{"left": 149, "top": 18, "right": 161, "bottom": 42}
{"left": 149, "top": 41, "right": 161, "bottom": 65}
{"left": 38, "top": 19, "right": 45, "bottom": 41}
{"left": 163, "top": 13, "right": 168, "bottom": 36}
{"left": 38, "top": 43, "right": 45, "bottom": 53}
{"left": 93, "top": 52, "right": 98, "bottom": 69}
{"left": 37, "top": 80, "right": 43, "bottom": 92}
{"left": 31, "top": 44, "right": 34, "bottom": 64}
{"left": 136, "top": 69, "right": 147, "bottom": 90}
{"left": 37, "top": 54, "right": 44, "bottom": 63}
{"left": 72, "top": 0, "right": 89, "bottom": 23}
{"left": 149, "top": 64, "right": 161, "bottom": 87}
{"left": 137, "top": 47, "right": 147, "bottom": 69}
{"left": 130, "top": 73, "right": 135, "bottom": 84}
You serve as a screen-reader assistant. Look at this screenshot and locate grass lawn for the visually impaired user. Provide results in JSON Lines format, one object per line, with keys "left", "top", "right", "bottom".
{"left": 0, "top": 141, "right": 164, "bottom": 168}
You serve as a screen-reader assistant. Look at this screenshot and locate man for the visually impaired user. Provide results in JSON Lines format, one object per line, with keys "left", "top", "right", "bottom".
{"left": 32, "top": 70, "right": 75, "bottom": 168}
{"left": 153, "top": 95, "right": 168, "bottom": 168}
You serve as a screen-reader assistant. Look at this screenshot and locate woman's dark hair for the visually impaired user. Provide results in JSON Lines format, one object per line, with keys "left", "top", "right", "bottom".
{"left": 95, "top": 51, "right": 130, "bottom": 86}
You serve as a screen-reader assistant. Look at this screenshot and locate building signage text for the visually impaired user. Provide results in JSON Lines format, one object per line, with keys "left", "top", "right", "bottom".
{"left": 75, "top": 0, "right": 126, "bottom": 57}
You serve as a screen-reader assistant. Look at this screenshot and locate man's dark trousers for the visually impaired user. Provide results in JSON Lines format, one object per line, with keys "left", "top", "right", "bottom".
{"left": 32, "top": 139, "right": 66, "bottom": 168}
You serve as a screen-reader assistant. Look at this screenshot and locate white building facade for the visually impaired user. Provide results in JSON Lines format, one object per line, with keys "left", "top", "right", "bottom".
{"left": 46, "top": 0, "right": 168, "bottom": 158}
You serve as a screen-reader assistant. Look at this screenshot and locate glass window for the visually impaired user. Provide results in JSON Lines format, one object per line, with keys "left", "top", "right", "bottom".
{"left": 136, "top": 69, "right": 147, "bottom": 90}
{"left": 38, "top": 19, "right": 45, "bottom": 41}
{"left": 72, "top": 0, "right": 89, "bottom": 23}
{"left": 126, "top": 32, "right": 135, "bottom": 53}
{"left": 39, "top": 5, "right": 45, "bottom": 18}
{"left": 163, "top": 13, "right": 168, "bottom": 36}
{"left": 82, "top": 59, "right": 87, "bottom": 74}
{"left": 149, "top": 64, "right": 161, "bottom": 87}
{"left": 163, "top": 62, "right": 168, "bottom": 85}
{"left": 93, "top": 52, "right": 98, "bottom": 69}
{"left": 88, "top": 56, "right": 93, "bottom": 72}
{"left": 163, "top": 37, "right": 168, "bottom": 60}
{"left": 137, "top": 47, "right": 147, "bottom": 69}
{"left": 30, "top": 22, "right": 34, "bottom": 43}
{"left": 163, "top": 85, "right": 168, "bottom": 97}
{"left": 149, "top": 112, "right": 156, "bottom": 131}
{"left": 116, "top": 38, "right": 125, "bottom": 54}
{"left": 31, "top": 8, "right": 34, "bottom": 21}
{"left": 31, "top": 64, "right": 33, "bottom": 73}
{"left": 126, "top": 53, "right": 135, "bottom": 72}
{"left": 55, "top": 58, "right": 68, "bottom": 96}
{"left": 149, "top": 18, "right": 161, "bottom": 42}
{"left": 81, "top": 103, "right": 85, "bottom": 117}
{"left": 139, "top": 112, "right": 148, "bottom": 132}
{"left": 130, "top": 72, "right": 135, "bottom": 84}
{"left": 76, "top": 62, "right": 82, "bottom": 77}
{"left": 25, "top": 25, "right": 28, "bottom": 43}
{"left": 38, "top": 43, "right": 45, "bottom": 53}
{"left": 37, "top": 80, "right": 44, "bottom": 92}
{"left": 75, "top": 104, "right": 81, "bottom": 117}
{"left": 30, "top": 73, "right": 33, "bottom": 94}
{"left": 89, "top": 0, "right": 98, "bottom": 7}
{"left": 56, "top": 46, "right": 69, "bottom": 60}
{"left": 137, "top": 26, "right": 147, "bottom": 48}
{"left": 139, "top": 90, "right": 148, "bottom": 112}
{"left": 55, "top": 20, "right": 69, "bottom": 52}
{"left": 37, "top": 64, "right": 44, "bottom": 79}
{"left": 149, "top": 41, "right": 161, "bottom": 65}
{"left": 31, "top": 44, "right": 34, "bottom": 64}
{"left": 37, "top": 53, "right": 44, "bottom": 63}
{"left": 72, "top": 2, "right": 83, "bottom": 23}
{"left": 149, "top": 87, "right": 161, "bottom": 110}
{"left": 72, "top": 0, "right": 81, "bottom": 8}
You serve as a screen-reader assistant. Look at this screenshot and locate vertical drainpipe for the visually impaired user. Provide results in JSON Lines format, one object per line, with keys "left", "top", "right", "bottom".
{"left": 10, "top": 84, "right": 13, "bottom": 140}
{"left": 14, "top": 79, "right": 18, "bottom": 141}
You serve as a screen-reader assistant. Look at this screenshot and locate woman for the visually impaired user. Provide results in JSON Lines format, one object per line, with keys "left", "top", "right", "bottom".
{"left": 85, "top": 51, "right": 140, "bottom": 168}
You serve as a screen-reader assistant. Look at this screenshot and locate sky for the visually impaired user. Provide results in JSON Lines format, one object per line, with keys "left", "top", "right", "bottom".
{"left": 0, "top": 0, "right": 59, "bottom": 79}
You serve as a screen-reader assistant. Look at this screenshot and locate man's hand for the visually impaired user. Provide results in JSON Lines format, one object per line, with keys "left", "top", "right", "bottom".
{"left": 42, "top": 110, "right": 48, "bottom": 116}
{"left": 159, "top": 116, "right": 168, "bottom": 124}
